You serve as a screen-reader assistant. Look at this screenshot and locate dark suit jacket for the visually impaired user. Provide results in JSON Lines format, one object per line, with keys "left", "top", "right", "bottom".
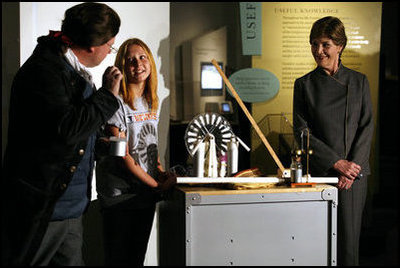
{"left": 293, "top": 63, "right": 374, "bottom": 177}
{"left": 1, "top": 36, "right": 119, "bottom": 265}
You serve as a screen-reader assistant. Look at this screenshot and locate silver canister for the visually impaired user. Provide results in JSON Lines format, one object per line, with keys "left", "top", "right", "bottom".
{"left": 109, "top": 136, "right": 127, "bottom": 157}
{"left": 294, "top": 167, "right": 303, "bottom": 183}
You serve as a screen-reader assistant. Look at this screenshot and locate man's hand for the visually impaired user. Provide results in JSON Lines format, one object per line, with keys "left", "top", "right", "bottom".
{"left": 102, "top": 66, "right": 122, "bottom": 96}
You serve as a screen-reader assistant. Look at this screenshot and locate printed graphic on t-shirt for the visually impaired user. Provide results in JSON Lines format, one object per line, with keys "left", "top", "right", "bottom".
{"left": 127, "top": 112, "right": 157, "bottom": 123}
{"left": 137, "top": 123, "right": 157, "bottom": 163}
{"left": 129, "top": 120, "right": 158, "bottom": 176}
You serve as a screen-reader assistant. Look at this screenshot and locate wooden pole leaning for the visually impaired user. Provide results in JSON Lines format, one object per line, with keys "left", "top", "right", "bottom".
{"left": 211, "top": 59, "right": 285, "bottom": 173}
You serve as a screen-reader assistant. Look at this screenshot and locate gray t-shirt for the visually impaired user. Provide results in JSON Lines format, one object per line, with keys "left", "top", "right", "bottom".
{"left": 109, "top": 95, "right": 159, "bottom": 176}
{"left": 96, "top": 95, "right": 159, "bottom": 207}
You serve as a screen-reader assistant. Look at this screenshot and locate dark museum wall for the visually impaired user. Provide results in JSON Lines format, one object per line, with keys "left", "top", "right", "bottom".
{"left": 360, "top": 2, "right": 399, "bottom": 265}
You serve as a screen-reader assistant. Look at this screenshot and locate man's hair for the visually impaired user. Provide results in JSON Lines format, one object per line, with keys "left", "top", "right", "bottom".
{"left": 61, "top": 2, "right": 121, "bottom": 48}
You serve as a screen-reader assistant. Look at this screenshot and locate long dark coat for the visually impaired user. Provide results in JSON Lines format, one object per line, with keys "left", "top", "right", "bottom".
{"left": 1, "top": 36, "right": 119, "bottom": 265}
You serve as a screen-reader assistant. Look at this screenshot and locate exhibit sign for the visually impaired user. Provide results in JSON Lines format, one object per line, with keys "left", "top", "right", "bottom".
{"left": 252, "top": 2, "right": 382, "bottom": 122}
{"left": 240, "top": 2, "right": 262, "bottom": 55}
{"left": 228, "top": 68, "right": 279, "bottom": 103}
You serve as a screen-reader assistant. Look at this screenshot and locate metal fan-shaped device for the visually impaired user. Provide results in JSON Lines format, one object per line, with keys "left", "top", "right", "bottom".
{"left": 185, "top": 112, "right": 233, "bottom": 157}
{"left": 184, "top": 112, "right": 250, "bottom": 178}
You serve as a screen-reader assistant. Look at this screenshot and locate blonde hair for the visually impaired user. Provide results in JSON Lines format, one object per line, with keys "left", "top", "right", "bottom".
{"left": 114, "top": 38, "right": 158, "bottom": 112}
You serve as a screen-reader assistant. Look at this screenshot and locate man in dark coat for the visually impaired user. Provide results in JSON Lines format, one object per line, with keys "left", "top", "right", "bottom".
{"left": 1, "top": 3, "right": 122, "bottom": 265}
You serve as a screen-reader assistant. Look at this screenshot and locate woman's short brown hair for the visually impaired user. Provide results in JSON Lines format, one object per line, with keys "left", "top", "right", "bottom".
{"left": 309, "top": 16, "right": 347, "bottom": 53}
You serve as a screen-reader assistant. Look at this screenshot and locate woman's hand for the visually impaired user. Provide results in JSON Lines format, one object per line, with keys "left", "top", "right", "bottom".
{"left": 336, "top": 175, "right": 354, "bottom": 190}
{"left": 333, "top": 159, "right": 361, "bottom": 181}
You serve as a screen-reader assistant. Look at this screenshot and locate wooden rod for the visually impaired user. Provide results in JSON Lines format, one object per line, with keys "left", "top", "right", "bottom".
{"left": 211, "top": 59, "right": 285, "bottom": 173}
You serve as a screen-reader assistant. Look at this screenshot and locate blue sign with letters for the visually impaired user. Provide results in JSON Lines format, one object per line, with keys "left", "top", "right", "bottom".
{"left": 228, "top": 68, "right": 280, "bottom": 103}
{"left": 240, "top": 2, "right": 262, "bottom": 55}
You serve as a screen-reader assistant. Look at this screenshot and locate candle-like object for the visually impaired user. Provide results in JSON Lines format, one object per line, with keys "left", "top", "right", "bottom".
{"left": 193, "top": 141, "right": 205, "bottom": 177}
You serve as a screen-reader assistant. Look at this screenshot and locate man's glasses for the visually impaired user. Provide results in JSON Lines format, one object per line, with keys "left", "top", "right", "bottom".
{"left": 106, "top": 43, "right": 118, "bottom": 54}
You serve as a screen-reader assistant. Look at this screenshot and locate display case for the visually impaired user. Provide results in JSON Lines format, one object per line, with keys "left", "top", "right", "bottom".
{"left": 159, "top": 183, "right": 337, "bottom": 266}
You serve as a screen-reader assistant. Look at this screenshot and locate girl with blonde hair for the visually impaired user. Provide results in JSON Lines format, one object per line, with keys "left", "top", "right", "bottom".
{"left": 96, "top": 37, "right": 176, "bottom": 265}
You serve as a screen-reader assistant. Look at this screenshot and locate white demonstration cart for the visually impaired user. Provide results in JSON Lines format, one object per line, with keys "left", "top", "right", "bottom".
{"left": 159, "top": 183, "right": 338, "bottom": 266}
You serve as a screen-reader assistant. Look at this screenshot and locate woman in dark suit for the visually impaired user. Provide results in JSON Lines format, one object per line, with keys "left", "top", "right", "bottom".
{"left": 293, "top": 16, "right": 374, "bottom": 266}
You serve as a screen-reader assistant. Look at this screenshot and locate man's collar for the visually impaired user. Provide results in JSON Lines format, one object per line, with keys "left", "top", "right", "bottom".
{"left": 64, "top": 48, "right": 93, "bottom": 85}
